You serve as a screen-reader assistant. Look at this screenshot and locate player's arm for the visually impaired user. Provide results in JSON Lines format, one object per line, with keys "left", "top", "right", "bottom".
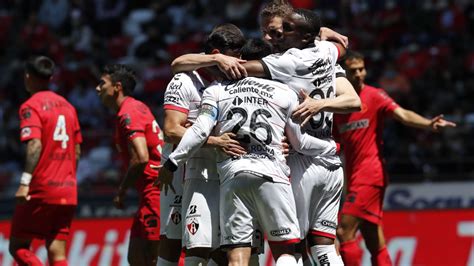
{"left": 164, "top": 109, "right": 188, "bottom": 144}
{"left": 285, "top": 117, "right": 336, "bottom": 156}
{"left": 319, "top": 27, "right": 349, "bottom": 48}
{"left": 114, "top": 136, "right": 149, "bottom": 209}
{"left": 158, "top": 104, "right": 217, "bottom": 194}
{"left": 392, "top": 107, "right": 456, "bottom": 132}
{"left": 75, "top": 144, "right": 81, "bottom": 169}
{"left": 292, "top": 79, "right": 361, "bottom": 126}
{"left": 171, "top": 53, "right": 247, "bottom": 79}
{"left": 15, "top": 138, "right": 42, "bottom": 203}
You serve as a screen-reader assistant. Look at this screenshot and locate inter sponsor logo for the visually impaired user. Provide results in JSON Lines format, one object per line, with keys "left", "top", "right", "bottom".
{"left": 338, "top": 119, "right": 369, "bottom": 133}
{"left": 270, "top": 228, "right": 291, "bottom": 236}
{"left": 321, "top": 220, "right": 337, "bottom": 229}
{"left": 232, "top": 96, "right": 268, "bottom": 107}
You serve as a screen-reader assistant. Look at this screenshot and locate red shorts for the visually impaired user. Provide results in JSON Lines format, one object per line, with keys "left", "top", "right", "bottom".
{"left": 130, "top": 192, "right": 160, "bottom": 241}
{"left": 341, "top": 184, "right": 385, "bottom": 224}
{"left": 10, "top": 200, "right": 75, "bottom": 241}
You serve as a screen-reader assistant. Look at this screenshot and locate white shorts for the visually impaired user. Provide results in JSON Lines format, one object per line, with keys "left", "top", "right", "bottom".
{"left": 288, "top": 153, "right": 343, "bottom": 239}
{"left": 159, "top": 165, "right": 185, "bottom": 239}
{"left": 182, "top": 178, "right": 220, "bottom": 249}
{"left": 220, "top": 171, "right": 300, "bottom": 248}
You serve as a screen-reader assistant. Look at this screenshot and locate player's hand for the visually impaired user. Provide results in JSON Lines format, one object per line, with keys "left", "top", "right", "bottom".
{"left": 430, "top": 114, "right": 457, "bottom": 132}
{"left": 15, "top": 185, "right": 30, "bottom": 204}
{"left": 319, "top": 27, "right": 349, "bottom": 48}
{"left": 152, "top": 164, "right": 176, "bottom": 196}
{"left": 215, "top": 133, "right": 247, "bottom": 157}
{"left": 281, "top": 136, "right": 291, "bottom": 158}
{"left": 215, "top": 54, "right": 247, "bottom": 80}
{"left": 184, "top": 121, "right": 193, "bottom": 128}
{"left": 293, "top": 90, "right": 326, "bottom": 127}
{"left": 113, "top": 188, "right": 126, "bottom": 209}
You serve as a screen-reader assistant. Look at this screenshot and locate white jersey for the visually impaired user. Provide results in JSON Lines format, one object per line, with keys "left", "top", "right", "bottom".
{"left": 168, "top": 77, "right": 336, "bottom": 184}
{"left": 262, "top": 40, "right": 342, "bottom": 165}
{"left": 163, "top": 71, "right": 218, "bottom": 180}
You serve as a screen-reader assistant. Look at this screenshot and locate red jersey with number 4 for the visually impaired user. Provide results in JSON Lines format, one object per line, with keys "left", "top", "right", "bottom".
{"left": 115, "top": 97, "right": 163, "bottom": 195}
{"left": 333, "top": 85, "right": 399, "bottom": 187}
{"left": 19, "top": 91, "right": 82, "bottom": 205}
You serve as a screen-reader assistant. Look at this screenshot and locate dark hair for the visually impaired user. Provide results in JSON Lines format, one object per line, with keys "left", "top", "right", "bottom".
{"left": 241, "top": 39, "right": 273, "bottom": 60}
{"left": 102, "top": 64, "right": 137, "bottom": 95}
{"left": 341, "top": 50, "right": 365, "bottom": 67}
{"left": 203, "top": 23, "right": 246, "bottom": 55}
{"left": 293, "top": 8, "right": 321, "bottom": 38}
{"left": 25, "top": 56, "right": 55, "bottom": 80}
{"left": 260, "top": 0, "right": 293, "bottom": 20}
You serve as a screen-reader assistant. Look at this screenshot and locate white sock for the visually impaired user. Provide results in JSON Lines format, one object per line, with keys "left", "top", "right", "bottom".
{"left": 276, "top": 254, "right": 298, "bottom": 266}
{"left": 206, "top": 258, "right": 218, "bottom": 266}
{"left": 184, "top": 256, "right": 207, "bottom": 266}
{"left": 249, "top": 253, "right": 260, "bottom": 266}
{"left": 310, "top": 245, "right": 344, "bottom": 265}
{"left": 157, "top": 257, "right": 178, "bottom": 266}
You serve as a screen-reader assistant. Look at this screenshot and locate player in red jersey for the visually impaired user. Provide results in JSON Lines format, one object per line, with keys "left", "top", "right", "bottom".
{"left": 9, "top": 56, "right": 82, "bottom": 266}
{"left": 96, "top": 64, "right": 163, "bottom": 266}
{"left": 334, "top": 51, "right": 456, "bottom": 266}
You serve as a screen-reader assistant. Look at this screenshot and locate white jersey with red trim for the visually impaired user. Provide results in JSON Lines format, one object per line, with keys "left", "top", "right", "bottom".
{"left": 168, "top": 77, "right": 337, "bottom": 184}
{"left": 261, "top": 40, "right": 341, "bottom": 166}
{"left": 163, "top": 71, "right": 218, "bottom": 180}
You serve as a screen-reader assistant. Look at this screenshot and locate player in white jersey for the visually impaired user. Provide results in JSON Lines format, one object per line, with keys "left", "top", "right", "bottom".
{"left": 157, "top": 24, "right": 247, "bottom": 266}
{"left": 243, "top": 8, "right": 361, "bottom": 265}
{"left": 158, "top": 38, "right": 338, "bottom": 266}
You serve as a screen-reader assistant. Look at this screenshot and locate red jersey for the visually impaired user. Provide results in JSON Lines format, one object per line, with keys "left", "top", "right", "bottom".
{"left": 19, "top": 91, "right": 82, "bottom": 205}
{"left": 115, "top": 97, "right": 164, "bottom": 195}
{"left": 333, "top": 85, "right": 399, "bottom": 187}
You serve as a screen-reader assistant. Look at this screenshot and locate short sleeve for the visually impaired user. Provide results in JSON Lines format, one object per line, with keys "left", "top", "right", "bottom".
{"left": 335, "top": 64, "right": 346, "bottom": 78}
{"left": 201, "top": 83, "right": 219, "bottom": 109}
{"left": 19, "top": 104, "right": 42, "bottom": 141}
{"left": 261, "top": 52, "right": 298, "bottom": 83}
{"left": 163, "top": 73, "right": 194, "bottom": 114}
{"left": 376, "top": 89, "right": 399, "bottom": 116}
{"left": 119, "top": 112, "right": 145, "bottom": 141}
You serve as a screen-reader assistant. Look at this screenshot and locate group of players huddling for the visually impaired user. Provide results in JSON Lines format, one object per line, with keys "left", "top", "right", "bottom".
{"left": 10, "top": 1, "right": 456, "bottom": 266}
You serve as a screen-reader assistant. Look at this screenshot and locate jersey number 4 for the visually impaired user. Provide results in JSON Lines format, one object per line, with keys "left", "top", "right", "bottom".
{"left": 53, "top": 115, "right": 69, "bottom": 149}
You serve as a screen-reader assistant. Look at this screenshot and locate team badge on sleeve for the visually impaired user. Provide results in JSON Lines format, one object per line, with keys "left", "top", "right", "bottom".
{"left": 21, "top": 127, "right": 31, "bottom": 138}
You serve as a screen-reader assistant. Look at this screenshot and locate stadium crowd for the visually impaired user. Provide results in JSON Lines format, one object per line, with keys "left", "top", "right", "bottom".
{"left": 0, "top": 0, "right": 473, "bottom": 198}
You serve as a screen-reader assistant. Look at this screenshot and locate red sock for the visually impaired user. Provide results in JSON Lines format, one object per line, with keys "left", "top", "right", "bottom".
{"left": 339, "top": 240, "right": 362, "bottom": 266}
{"left": 51, "top": 259, "right": 68, "bottom": 266}
{"left": 371, "top": 246, "right": 392, "bottom": 266}
{"left": 14, "top": 249, "right": 43, "bottom": 266}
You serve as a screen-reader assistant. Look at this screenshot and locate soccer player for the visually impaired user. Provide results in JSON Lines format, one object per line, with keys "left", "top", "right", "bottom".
{"left": 159, "top": 24, "right": 247, "bottom": 266}
{"left": 9, "top": 56, "right": 82, "bottom": 266}
{"left": 96, "top": 64, "right": 163, "bottom": 266}
{"left": 159, "top": 38, "right": 338, "bottom": 266}
{"left": 170, "top": 6, "right": 361, "bottom": 265}
{"left": 334, "top": 51, "right": 456, "bottom": 266}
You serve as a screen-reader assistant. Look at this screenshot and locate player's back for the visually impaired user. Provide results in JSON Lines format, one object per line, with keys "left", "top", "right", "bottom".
{"left": 19, "top": 91, "right": 81, "bottom": 205}
{"left": 205, "top": 77, "right": 296, "bottom": 184}
{"left": 262, "top": 41, "right": 339, "bottom": 140}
